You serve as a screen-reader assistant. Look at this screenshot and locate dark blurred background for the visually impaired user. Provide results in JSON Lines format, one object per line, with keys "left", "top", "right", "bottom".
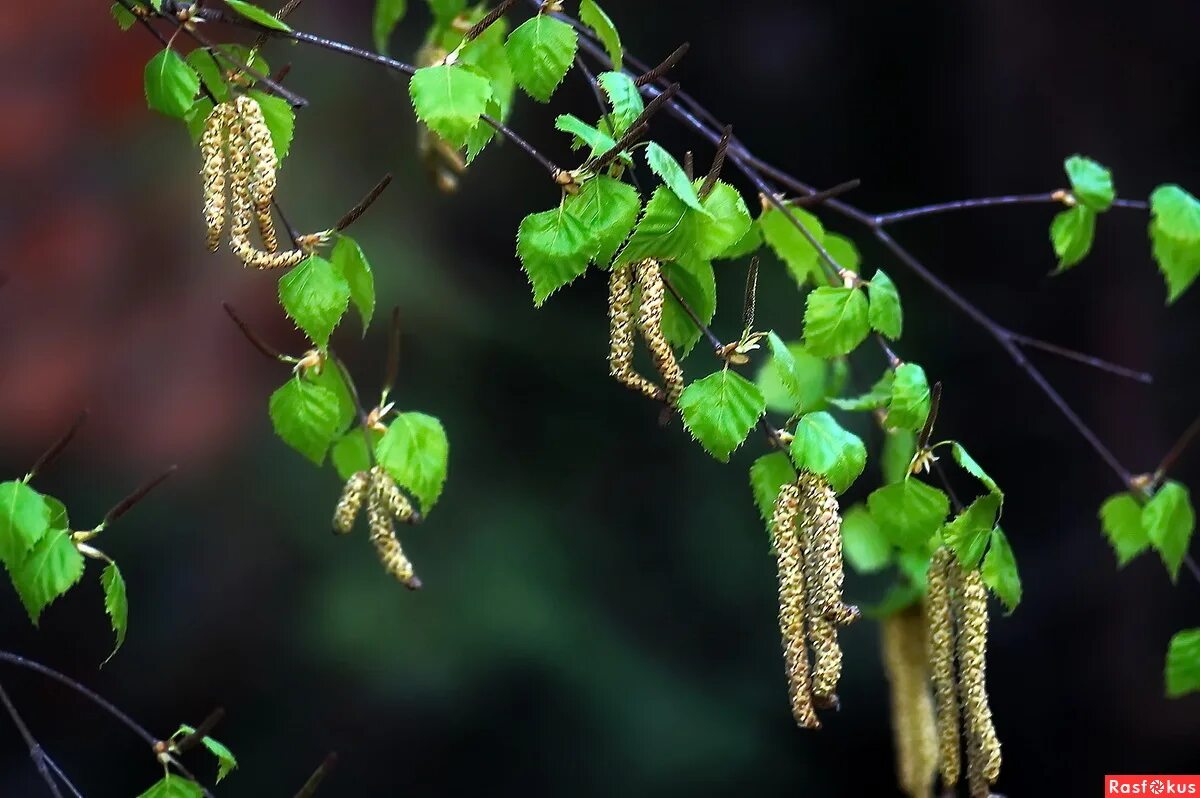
{"left": 1, "top": 1, "right": 1199, "bottom": 795}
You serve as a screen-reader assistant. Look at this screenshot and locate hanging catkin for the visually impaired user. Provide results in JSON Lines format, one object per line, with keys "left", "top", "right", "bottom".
{"left": 771, "top": 481, "right": 819, "bottom": 729}
{"left": 608, "top": 265, "right": 662, "bottom": 401}
{"left": 200, "top": 108, "right": 227, "bottom": 252}
{"left": 333, "top": 470, "right": 370, "bottom": 535}
{"left": 926, "top": 546, "right": 961, "bottom": 788}
{"left": 634, "top": 260, "right": 684, "bottom": 407}
{"left": 955, "top": 564, "right": 1001, "bottom": 796}
{"left": 366, "top": 467, "right": 421, "bottom": 590}
{"left": 882, "top": 605, "right": 938, "bottom": 798}
{"left": 236, "top": 95, "right": 280, "bottom": 253}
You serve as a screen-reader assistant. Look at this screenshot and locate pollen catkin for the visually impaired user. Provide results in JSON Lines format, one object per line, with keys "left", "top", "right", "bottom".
{"left": 381, "top": 477, "right": 417, "bottom": 524}
{"left": 200, "top": 107, "right": 227, "bottom": 252}
{"left": 955, "top": 564, "right": 1001, "bottom": 795}
{"left": 608, "top": 265, "right": 662, "bottom": 400}
{"left": 634, "top": 260, "right": 684, "bottom": 407}
{"left": 882, "top": 605, "right": 938, "bottom": 798}
{"left": 366, "top": 468, "right": 421, "bottom": 590}
{"left": 236, "top": 95, "right": 279, "bottom": 253}
{"left": 333, "top": 470, "right": 370, "bottom": 535}
{"left": 926, "top": 546, "right": 961, "bottom": 787}
{"left": 771, "top": 481, "right": 819, "bottom": 729}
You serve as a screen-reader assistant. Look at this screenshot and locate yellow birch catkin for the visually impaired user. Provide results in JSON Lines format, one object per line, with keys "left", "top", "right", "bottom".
{"left": 332, "top": 470, "right": 371, "bottom": 535}
{"left": 608, "top": 265, "right": 662, "bottom": 401}
{"left": 771, "top": 481, "right": 819, "bottom": 729}
{"left": 236, "top": 95, "right": 280, "bottom": 253}
{"left": 634, "top": 260, "right": 685, "bottom": 407}
{"left": 381, "top": 476, "right": 417, "bottom": 524}
{"left": 882, "top": 605, "right": 938, "bottom": 798}
{"left": 366, "top": 467, "right": 422, "bottom": 590}
{"left": 955, "top": 564, "right": 1001, "bottom": 796}
{"left": 796, "top": 471, "right": 857, "bottom": 706}
{"left": 926, "top": 546, "right": 961, "bottom": 788}
{"left": 199, "top": 106, "right": 227, "bottom": 252}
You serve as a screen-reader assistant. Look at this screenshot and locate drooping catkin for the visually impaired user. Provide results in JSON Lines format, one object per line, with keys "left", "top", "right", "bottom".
{"left": 236, "top": 95, "right": 279, "bottom": 253}
{"left": 608, "top": 265, "right": 662, "bottom": 401}
{"left": 955, "top": 564, "right": 1001, "bottom": 795}
{"left": 200, "top": 107, "right": 227, "bottom": 252}
{"left": 926, "top": 546, "right": 961, "bottom": 788}
{"left": 366, "top": 467, "right": 421, "bottom": 590}
{"left": 634, "top": 260, "right": 685, "bottom": 407}
{"left": 882, "top": 605, "right": 938, "bottom": 798}
{"left": 381, "top": 476, "right": 417, "bottom": 523}
{"left": 333, "top": 470, "right": 370, "bottom": 535}
{"left": 771, "top": 481, "right": 819, "bottom": 729}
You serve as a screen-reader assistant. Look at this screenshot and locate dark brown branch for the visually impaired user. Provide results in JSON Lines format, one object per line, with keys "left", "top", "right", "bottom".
{"left": 335, "top": 174, "right": 393, "bottom": 232}
{"left": 462, "top": 0, "right": 517, "bottom": 43}
{"left": 27, "top": 410, "right": 89, "bottom": 482}
{"left": 223, "top": 303, "right": 289, "bottom": 362}
{"left": 697, "top": 125, "right": 731, "bottom": 201}
{"left": 634, "top": 43, "right": 689, "bottom": 87}
{"left": 103, "top": 466, "right": 177, "bottom": 527}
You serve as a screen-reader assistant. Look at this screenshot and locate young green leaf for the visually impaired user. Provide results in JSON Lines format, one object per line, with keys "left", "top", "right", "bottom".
{"left": 1064, "top": 155, "right": 1115, "bottom": 212}
{"left": 616, "top": 183, "right": 749, "bottom": 266}
{"left": 246, "top": 90, "right": 295, "bottom": 160}
{"left": 982, "top": 527, "right": 1022, "bottom": 612}
{"left": 375, "top": 412, "right": 450, "bottom": 512}
{"left": 749, "top": 452, "right": 796, "bottom": 524}
{"left": 556, "top": 114, "right": 620, "bottom": 160}
{"left": 331, "top": 429, "right": 377, "bottom": 482}
{"left": 1098, "top": 492, "right": 1150, "bottom": 566}
{"left": 144, "top": 48, "right": 201, "bottom": 119}
{"left": 829, "top": 371, "right": 894, "bottom": 413}
{"left": 886, "top": 363, "right": 931, "bottom": 431}
{"left": 597, "top": 71, "right": 642, "bottom": 133}
{"left": 563, "top": 175, "right": 640, "bottom": 266}
{"left": 803, "top": 286, "right": 870, "bottom": 357}
{"left": 1049, "top": 205, "right": 1096, "bottom": 271}
{"left": 942, "top": 492, "right": 1002, "bottom": 569}
{"left": 373, "top": 0, "right": 408, "bottom": 52}
{"left": 760, "top": 204, "right": 825, "bottom": 285}
{"left": 10, "top": 528, "right": 85, "bottom": 625}
{"left": 0, "top": 480, "right": 50, "bottom": 569}
{"left": 579, "top": 0, "right": 622, "bottom": 70}
{"left": 306, "top": 364, "right": 357, "bottom": 436}
{"left": 868, "top": 479, "right": 950, "bottom": 551}
{"left": 268, "top": 378, "right": 343, "bottom": 465}
{"left": 184, "top": 98, "right": 216, "bottom": 145}
{"left": 101, "top": 562, "right": 128, "bottom": 664}
{"left": 224, "top": 0, "right": 292, "bottom": 31}
{"left": 661, "top": 256, "right": 716, "bottom": 355}
{"left": 186, "top": 50, "right": 229, "bottom": 103}
{"left": 789, "top": 411, "right": 867, "bottom": 493}
{"left": 679, "top": 370, "right": 767, "bottom": 462}
{"left": 842, "top": 504, "right": 893, "bottom": 573}
{"left": 696, "top": 181, "right": 753, "bottom": 256}
{"left": 279, "top": 256, "right": 351, "bottom": 349}
{"left": 517, "top": 206, "right": 597, "bottom": 305}
{"left": 175, "top": 725, "right": 239, "bottom": 782}
{"left": 331, "top": 236, "right": 376, "bottom": 331}
{"left": 717, "top": 219, "right": 763, "bottom": 261}
{"left": 1165, "top": 628, "right": 1200, "bottom": 698}
{"left": 1149, "top": 185, "right": 1200, "bottom": 241}
{"left": 950, "top": 442, "right": 1001, "bottom": 495}
{"left": 824, "top": 233, "right": 861, "bottom": 273}
{"left": 505, "top": 14, "right": 577, "bottom": 102}
{"left": 1141, "top": 480, "right": 1195, "bottom": 581}
{"left": 409, "top": 64, "right": 493, "bottom": 148}
{"left": 645, "top": 143, "right": 706, "bottom": 212}
{"left": 867, "top": 268, "right": 902, "bottom": 339}
{"left": 112, "top": 3, "right": 137, "bottom": 30}
{"left": 1149, "top": 185, "right": 1200, "bottom": 303}
{"left": 137, "top": 775, "right": 205, "bottom": 798}
{"left": 758, "top": 337, "right": 827, "bottom": 415}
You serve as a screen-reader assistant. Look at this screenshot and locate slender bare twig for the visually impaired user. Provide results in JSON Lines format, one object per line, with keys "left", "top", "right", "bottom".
{"left": 462, "top": 0, "right": 517, "bottom": 44}
{"left": 223, "top": 303, "right": 289, "bottom": 362}
{"left": 335, "top": 174, "right": 394, "bottom": 232}
{"left": 0, "top": 680, "right": 65, "bottom": 798}
{"left": 103, "top": 466, "right": 178, "bottom": 527}
{"left": 42, "top": 754, "right": 84, "bottom": 798}
{"left": 874, "top": 193, "right": 1148, "bottom": 226}
{"left": 1010, "top": 333, "right": 1152, "bottom": 384}
{"left": 634, "top": 43, "right": 690, "bottom": 87}
{"left": 1155, "top": 412, "right": 1200, "bottom": 484}
{"left": 293, "top": 752, "right": 338, "bottom": 798}
{"left": 170, "top": 708, "right": 226, "bottom": 755}
{"left": 26, "top": 411, "right": 89, "bottom": 482}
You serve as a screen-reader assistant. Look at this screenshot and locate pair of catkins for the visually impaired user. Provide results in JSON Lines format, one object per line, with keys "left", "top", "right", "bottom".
{"left": 333, "top": 466, "right": 422, "bottom": 589}
{"left": 608, "top": 259, "right": 685, "bottom": 408}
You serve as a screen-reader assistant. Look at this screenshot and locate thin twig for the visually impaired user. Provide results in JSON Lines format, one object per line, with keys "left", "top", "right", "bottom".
{"left": 103, "top": 466, "right": 178, "bottom": 527}
{"left": 170, "top": 707, "right": 226, "bottom": 755}
{"left": 874, "top": 193, "right": 1148, "bottom": 225}
{"left": 335, "top": 174, "right": 394, "bottom": 232}
{"left": 660, "top": 274, "right": 722, "bottom": 352}
{"left": 1011, "top": 333, "right": 1153, "bottom": 384}
{"left": 462, "top": 0, "right": 517, "bottom": 44}
{"left": 0, "top": 680, "right": 65, "bottom": 798}
{"left": 42, "top": 755, "right": 84, "bottom": 798}
{"left": 26, "top": 410, "right": 89, "bottom": 482}
{"left": 293, "top": 752, "right": 338, "bottom": 798}
{"left": 634, "top": 43, "right": 689, "bottom": 87}
{"left": 1155, "top": 411, "right": 1200, "bottom": 484}
{"left": 222, "top": 303, "right": 289, "bottom": 362}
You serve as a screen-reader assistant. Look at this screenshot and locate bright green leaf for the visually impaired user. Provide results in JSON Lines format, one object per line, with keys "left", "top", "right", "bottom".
{"left": 790, "top": 411, "right": 867, "bottom": 493}
{"left": 427, "top": 0, "right": 465, "bottom": 25}
{"left": 175, "top": 725, "right": 238, "bottom": 782}
{"left": 1050, "top": 205, "right": 1096, "bottom": 271}
{"left": 1166, "top": 628, "right": 1200, "bottom": 698}
{"left": 224, "top": 0, "right": 291, "bottom": 30}
{"left": 645, "top": 143, "right": 705, "bottom": 212}
{"left": 279, "top": 256, "right": 351, "bottom": 349}
{"left": 758, "top": 338, "right": 827, "bottom": 415}
{"left": 1142, "top": 480, "right": 1195, "bottom": 582}
{"left": 112, "top": 3, "right": 137, "bottom": 29}
{"left": 982, "top": 527, "right": 1022, "bottom": 612}
{"left": 0, "top": 481, "right": 50, "bottom": 570}
{"left": 661, "top": 256, "right": 716, "bottom": 355}
{"left": 881, "top": 428, "right": 915, "bottom": 485}
{"left": 246, "top": 90, "right": 295, "bottom": 160}
{"left": 824, "top": 233, "right": 861, "bottom": 273}
{"left": 1099, "top": 492, "right": 1150, "bottom": 567}
{"left": 803, "top": 286, "right": 869, "bottom": 357}
{"left": 331, "top": 429, "right": 377, "bottom": 482}
{"left": 679, "top": 370, "right": 766, "bottom": 462}
{"left": 409, "top": 64, "right": 493, "bottom": 148}
{"left": 10, "top": 528, "right": 85, "bottom": 625}
{"left": 760, "top": 204, "right": 825, "bottom": 285}
{"left": 887, "top": 362, "right": 930, "bottom": 431}
{"left": 579, "top": 0, "right": 622, "bottom": 70}
{"left": 867, "top": 268, "right": 902, "bottom": 339}
{"left": 868, "top": 479, "right": 950, "bottom": 551}
{"left": 695, "top": 181, "right": 752, "bottom": 256}
{"left": 1150, "top": 223, "right": 1200, "bottom": 304}
{"left": 1064, "top": 155, "right": 1115, "bottom": 212}
{"left": 597, "top": 71, "right": 641, "bottom": 133}
{"left": 186, "top": 50, "right": 229, "bottom": 103}
{"left": 144, "top": 48, "right": 200, "bottom": 119}
{"left": 373, "top": 0, "right": 408, "bottom": 51}
{"left": 331, "top": 236, "right": 376, "bottom": 331}
{"left": 749, "top": 452, "right": 796, "bottom": 524}
{"left": 942, "top": 492, "right": 1002, "bottom": 569}
{"left": 829, "top": 371, "right": 894, "bottom": 413}
{"left": 100, "top": 563, "right": 128, "bottom": 664}
{"left": 616, "top": 182, "right": 748, "bottom": 266}
{"left": 137, "top": 775, "right": 204, "bottom": 798}
{"left": 563, "top": 174, "right": 640, "bottom": 266}
{"left": 268, "top": 378, "right": 343, "bottom": 465}
{"left": 505, "top": 14, "right": 577, "bottom": 102}
{"left": 305, "top": 364, "right": 357, "bottom": 437}
{"left": 375, "top": 412, "right": 450, "bottom": 512}
{"left": 184, "top": 98, "right": 216, "bottom": 145}
{"left": 517, "top": 206, "right": 597, "bottom": 305}
{"left": 842, "top": 504, "right": 892, "bottom": 573}
{"left": 1149, "top": 184, "right": 1200, "bottom": 241}
{"left": 555, "top": 114, "right": 619, "bottom": 160}
{"left": 951, "top": 442, "right": 1001, "bottom": 495}
{"left": 717, "top": 218, "right": 763, "bottom": 260}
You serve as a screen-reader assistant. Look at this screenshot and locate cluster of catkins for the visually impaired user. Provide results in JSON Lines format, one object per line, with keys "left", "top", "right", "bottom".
{"left": 769, "top": 472, "right": 861, "bottom": 728}
{"left": 333, "top": 466, "right": 423, "bottom": 589}
{"left": 200, "top": 95, "right": 327, "bottom": 268}
{"left": 608, "top": 259, "right": 685, "bottom": 408}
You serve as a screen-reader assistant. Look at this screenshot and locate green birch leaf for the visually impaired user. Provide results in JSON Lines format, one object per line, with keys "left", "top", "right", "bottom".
{"left": 246, "top": 90, "right": 295, "bottom": 160}
{"left": 758, "top": 338, "right": 827, "bottom": 415}
{"left": 645, "top": 143, "right": 706, "bottom": 212}
{"left": 829, "top": 371, "right": 894, "bottom": 413}
{"left": 409, "top": 64, "right": 493, "bottom": 148}
{"left": 1099, "top": 492, "right": 1150, "bottom": 567}
{"left": 717, "top": 219, "right": 763, "bottom": 260}
{"left": 224, "top": 0, "right": 290, "bottom": 30}
{"left": 184, "top": 98, "right": 216, "bottom": 145}
{"left": 790, "top": 411, "right": 867, "bottom": 494}
{"left": 695, "top": 180, "right": 752, "bottom": 256}
{"left": 0, "top": 481, "right": 50, "bottom": 569}
{"left": 616, "top": 182, "right": 748, "bottom": 266}
{"left": 597, "top": 71, "right": 642, "bottom": 133}
{"left": 867, "top": 268, "right": 902, "bottom": 339}
{"left": 868, "top": 479, "right": 950, "bottom": 551}
{"left": 942, "top": 492, "right": 1002, "bottom": 568}
{"left": 331, "top": 236, "right": 376, "bottom": 331}
{"left": 1064, "top": 155, "right": 1115, "bottom": 212}
{"left": 373, "top": 0, "right": 408, "bottom": 51}
{"left": 803, "top": 286, "right": 869, "bottom": 357}
{"left": 1165, "top": 628, "right": 1200, "bottom": 698}
{"left": 824, "top": 233, "right": 861, "bottom": 273}
{"left": 505, "top": 14, "right": 577, "bottom": 102}
{"left": 175, "top": 725, "right": 238, "bottom": 782}
{"left": 679, "top": 370, "right": 766, "bottom": 462}
{"left": 186, "top": 50, "right": 229, "bottom": 103}
{"left": 661, "top": 256, "right": 716, "bottom": 355}
{"left": 279, "top": 256, "right": 351, "bottom": 349}
{"left": 760, "top": 204, "right": 825, "bottom": 285}
{"left": 950, "top": 442, "right": 1001, "bottom": 495}
{"left": 564, "top": 175, "right": 640, "bottom": 266}
{"left": 112, "top": 3, "right": 137, "bottom": 30}
{"left": 886, "top": 362, "right": 931, "bottom": 431}
{"left": 101, "top": 563, "right": 128, "bottom": 664}
{"left": 137, "top": 775, "right": 205, "bottom": 798}
{"left": 375, "top": 413, "right": 450, "bottom": 512}
{"left": 10, "top": 528, "right": 85, "bottom": 625}
{"left": 427, "top": 0, "right": 465, "bottom": 25}
{"left": 749, "top": 452, "right": 796, "bottom": 524}
{"left": 331, "top": 429, "right": 379, "bottom": 482}
{"left": 144, "top": 48, "right": 200, "bottom": 119}
{"left": 579, "top": 0, "right": 622, "bottom": 70}
{"left": 1150, "top": 224, "right": 1200, "bottom": 304}
{"left": 981, "top": 527, "right": 1022, "bottom": 612}
{"left": 1149, "top": 184, "right": 1200, "bottom": 241}
{"left": 268, "top": 378, "right": 343, "bottom": 465}
{"left": 1050, "top": 205, "right": 1096, "bottom": 271}
{"left": 1142, "top": 480, "right": 1195, "bottom": 582}
{"left": 555, "top": 114, "right": 619, "bottom": 160}
{"left": 305, "top": 364, "right": 357, "bottom": 436}
{"left": 842, "top": 504, "right": 893, "bottom": 574}
{"left": 517, "top": 206, "right": 597, "bottom": 305}
{"left": 881, "top": 428, "right": 915, "bottom": 485}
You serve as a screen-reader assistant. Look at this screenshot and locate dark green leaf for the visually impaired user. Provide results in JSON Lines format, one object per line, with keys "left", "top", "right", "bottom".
{"left": 789, "top": 411, "right": 867, "bottom": 493}
{"left": 679, "top": 370, "right": 766, "bottom": 462}
{"left": 112, "top": 3, "right": 137, "bottom": 30}
{"left": 373, "top": 0, "right": 408, "bottom": 52}
{"left": 331, "top": 430, "right": 377, "bottom": 482}
{"left": 749, "top": 452, "right": 796, "bottom": 524}
{"left": 660, "top": 256, "right": 716, "bottom": 355}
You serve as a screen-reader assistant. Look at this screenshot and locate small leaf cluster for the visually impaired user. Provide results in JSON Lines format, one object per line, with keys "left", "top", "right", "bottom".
{"left": 137, "top": 723, "right": 239, "bottom": 797}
